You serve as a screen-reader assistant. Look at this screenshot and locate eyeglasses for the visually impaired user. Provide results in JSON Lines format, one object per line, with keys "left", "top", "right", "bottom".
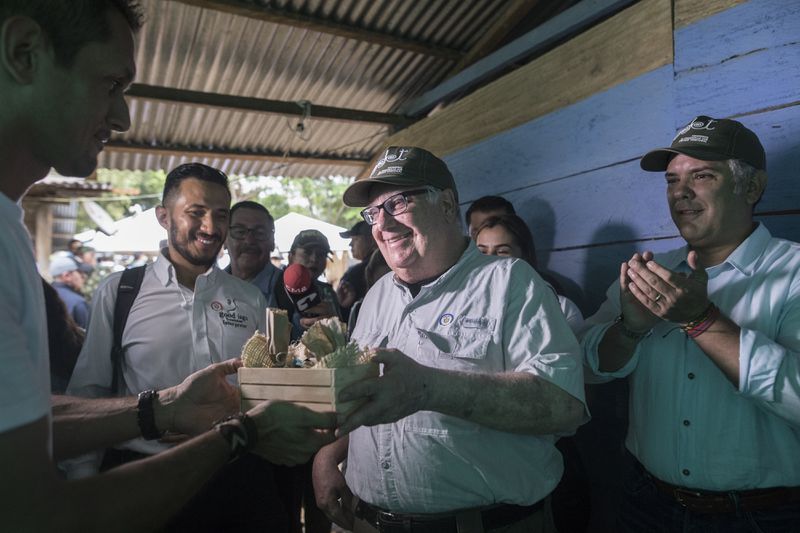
{"left": 360, "top": 188, "right": 433, "bottom": 226}
{"left": 229, "top": 225, "right": 273, "bottom": 241}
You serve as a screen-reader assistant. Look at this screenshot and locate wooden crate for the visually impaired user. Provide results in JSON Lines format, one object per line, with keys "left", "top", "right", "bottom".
{"left": 238, "top": 363, "right": 378, "bottom": 416}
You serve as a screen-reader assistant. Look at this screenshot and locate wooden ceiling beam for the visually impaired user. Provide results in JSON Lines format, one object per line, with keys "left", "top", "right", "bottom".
{"left": 125, "top": 83, "right": 412, "bottom": 127}
{"left": 104, "top": 141, "right": 371, "bottom": 168}
{"left": 398, "top": 0, "right": 636, "bottom": 117}
{"left": 171, "top": 0, "right": 464, "bottom": 61}
{"left": 449, "top": 0, "right": 543, "bottom": 75}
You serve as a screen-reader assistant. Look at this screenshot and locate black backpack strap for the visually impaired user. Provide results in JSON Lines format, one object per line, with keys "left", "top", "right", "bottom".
{"left": 110, "top": 265, "right": 146, "bottom": 394}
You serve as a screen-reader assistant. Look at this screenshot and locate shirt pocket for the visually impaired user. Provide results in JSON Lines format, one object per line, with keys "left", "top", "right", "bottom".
{"left": 416, "top": 328, "right": 491, "bottom": 370}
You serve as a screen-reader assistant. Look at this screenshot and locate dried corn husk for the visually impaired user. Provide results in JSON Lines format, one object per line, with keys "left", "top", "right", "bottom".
{"left": 266, "top": 308, "right": 290, "bottom": 356}
{"left": 301, "top": 317, "right": 348, "bottom": 358}
{"left": 313, "top": 342, "right": 373, "bottom": 368}
{"left": 241, "top": 332, "right": 288, "bottom": 368}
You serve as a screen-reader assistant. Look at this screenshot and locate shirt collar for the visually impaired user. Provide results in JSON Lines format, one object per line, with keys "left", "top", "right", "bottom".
{"left": 389, "top": 237, "right": 474, "bottom": 295}
{"left": 152, "top": 248, "right": 218, "bottom": 287}
{"left": 673, "top": 222, "right": 770, "bottom": 277}
{"left": 720, "top": 222, "right": 770, "bottom": 276}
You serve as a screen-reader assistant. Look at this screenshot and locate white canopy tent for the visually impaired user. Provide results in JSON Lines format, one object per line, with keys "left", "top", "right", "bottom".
{"left": 273, "top": 212, "right": 350, "bottom": 255}
{"left": 74, "top": 207, "right": 165, "bottom": 253}
{"left": 75, "top": 209, "right": 352, "bottom": 255}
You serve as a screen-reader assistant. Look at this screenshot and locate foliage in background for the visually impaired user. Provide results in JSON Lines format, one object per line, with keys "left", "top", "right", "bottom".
{"left": 76, "top": 170, "right": 360, "bottom": 233}
{"left": 232, "top": 175, "right": 361, "bottom": 228}
{"left": 75, "top": 169, "right": 164, "bottom": 232}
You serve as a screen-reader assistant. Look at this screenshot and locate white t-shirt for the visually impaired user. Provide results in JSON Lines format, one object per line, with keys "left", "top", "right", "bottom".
{"left": 0, "top": 193, "right": 51, "bottom": 437}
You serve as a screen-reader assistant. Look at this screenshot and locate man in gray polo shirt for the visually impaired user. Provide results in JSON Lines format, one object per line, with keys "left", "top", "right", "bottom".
{"left": 313, "top": 146, "right": 587, "bottom": 533}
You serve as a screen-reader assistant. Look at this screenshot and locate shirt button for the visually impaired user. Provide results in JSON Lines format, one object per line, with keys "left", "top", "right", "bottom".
{"left": 687, "top": 373, "right": 695, "bottom": 379}
{"left": 682, "top": 469, "right": 690, "bottom": 476}
{"left": 381, "top": 461, "right": 391, "bottom": 470}
{"left": 683, "top": 419, "right": 690, "bottom": 426}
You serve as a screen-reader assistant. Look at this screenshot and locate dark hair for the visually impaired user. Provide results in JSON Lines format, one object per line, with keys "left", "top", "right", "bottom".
{"left": 230, "top": 201, "right": 274, "bottom": 225}
{"left": 475, "top": 214, "right": 538, "bottom": 268}
{"left": 162, "top": 163, "right": 231, "bottom": 205}
{"left": 67, "top": 239, "right": 83, "bottom": 254}
{"left": 41, "top": 277, "right": 84, "bottom": 393}
{"left": 465, "top": 195, "right": 516, "bottom": 226}
{"left": 1, "top": 1, "right": 144, "bottom": 67}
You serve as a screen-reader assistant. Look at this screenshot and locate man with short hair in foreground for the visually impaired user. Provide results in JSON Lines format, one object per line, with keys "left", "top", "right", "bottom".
{"left": 0, "top": 2, "right": 335, "bottom": 531}
{"left": 581, "top": 116, "right": 800, "bottom": 531}
{"left": 313, "top": 146, "right": 587, "bottom": 533}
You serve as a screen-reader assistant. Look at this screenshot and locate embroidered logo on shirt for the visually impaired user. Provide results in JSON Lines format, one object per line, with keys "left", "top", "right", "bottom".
{"left": 438, "top": 313, "right": 454, "bottom": 326}
{"left": 461, "top": 317, "right": 490, "bottom": 329}
{"left": 212, "top": 298, "right": 249, "bottom": 329}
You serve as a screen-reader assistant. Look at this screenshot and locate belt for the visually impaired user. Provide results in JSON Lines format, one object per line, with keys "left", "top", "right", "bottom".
{"left": 355, "top": 499, "right": 543, "bottom": 533}
{"left": 641, "top": 466, "right": 800, "bottom": 514}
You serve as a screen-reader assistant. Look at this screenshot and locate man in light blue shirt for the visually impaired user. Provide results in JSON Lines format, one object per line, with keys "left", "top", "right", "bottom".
{"left": 313, "top": 147, "right": 587, "bottom": 533}
{"left": 581, "top": 116, "right": 800, "bottom": 531}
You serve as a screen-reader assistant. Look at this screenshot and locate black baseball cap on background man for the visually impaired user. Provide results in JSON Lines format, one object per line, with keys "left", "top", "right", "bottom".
{"left": 640, "top": 115, "right": 766, "bottom": 172}
{"left": 339, "top": 221, "right": 372, "bottom": 239}
{"left": 290, "top": 229, "right": 331, "bottom": 254}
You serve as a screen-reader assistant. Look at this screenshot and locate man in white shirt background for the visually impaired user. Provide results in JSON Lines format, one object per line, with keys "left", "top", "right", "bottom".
{"left": 67, "top": 162, "right": 291, "bottom": 531}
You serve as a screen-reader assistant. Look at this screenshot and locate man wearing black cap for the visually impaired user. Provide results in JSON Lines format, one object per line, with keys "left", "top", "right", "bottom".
{"left": 278, "top": 229, "right": 342, "bottom": 335}
{"left": 50, "top": 254, "right": 92, "bottom": 329}
{"left": 313, "top": 146, "right": 587, "bottom": 532}
{"left": 337, "top": 221, "right": 379, "bottom": 322}
{"left": 581, "top": 116, "right": 800, "bottom": 531}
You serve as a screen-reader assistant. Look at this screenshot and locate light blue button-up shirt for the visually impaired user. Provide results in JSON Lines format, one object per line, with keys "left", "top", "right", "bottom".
{"left": 582, "top": 223, "right": 800, "bottom": 490}
{"left": 346, "top": 243, "right": 587, "bottom": 513}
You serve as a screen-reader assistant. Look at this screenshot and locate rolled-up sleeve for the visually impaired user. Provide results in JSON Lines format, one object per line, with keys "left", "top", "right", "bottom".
{"left": 580, "top": 280, "right": 642, "bottom": 381}
{"left": 504, "top": 262, "right": 587, "bottom": 411}
{"left": 738, "top": 288, "right": 800, "bottom": 428}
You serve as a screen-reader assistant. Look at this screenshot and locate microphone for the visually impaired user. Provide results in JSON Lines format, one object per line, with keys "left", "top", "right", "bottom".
{"left": 283, "top": 263, "right": 322, "bottom": 315}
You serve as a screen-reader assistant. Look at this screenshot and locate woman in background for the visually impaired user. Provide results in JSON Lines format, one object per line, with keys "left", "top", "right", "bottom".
{"left": 475, "top": 214, "right": 583, "bottom": 333}
{"left": 475, "top": 214, "right": 590, "bottom": 533}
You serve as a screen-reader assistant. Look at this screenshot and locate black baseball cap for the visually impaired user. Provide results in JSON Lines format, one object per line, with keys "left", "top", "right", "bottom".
{"left": 290, "top": 229, "right": 331, "bottom": 253}
{"left": 339, "top": 221, "right": 371, "bottom": 239}
{"left": 343, "top": 146, "right": 457, "bottom": 207}
{"left": 641, "top": 115, "right": 766, "bottom": 171}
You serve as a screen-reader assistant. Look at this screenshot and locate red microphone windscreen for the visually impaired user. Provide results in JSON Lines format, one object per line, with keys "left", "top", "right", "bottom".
{"left": 284, "top": 263, "right": 312, "bottom": 294}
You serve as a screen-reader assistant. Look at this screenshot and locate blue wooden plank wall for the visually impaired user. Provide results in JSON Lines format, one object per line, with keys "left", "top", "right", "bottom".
{"left": 446, "top": 0, "right": 800, "bottom": 316}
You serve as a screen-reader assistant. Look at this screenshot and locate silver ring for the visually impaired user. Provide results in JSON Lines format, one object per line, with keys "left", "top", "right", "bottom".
{"left": 654, "top": 293, "right": 662, "bottom": 302}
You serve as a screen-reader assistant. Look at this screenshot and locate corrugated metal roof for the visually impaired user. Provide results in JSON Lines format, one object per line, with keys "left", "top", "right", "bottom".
{"left": 99, "top": 0, "right": 571, "bottom": 178}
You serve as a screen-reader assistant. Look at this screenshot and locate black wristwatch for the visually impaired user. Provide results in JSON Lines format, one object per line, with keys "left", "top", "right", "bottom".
{"left": 137, "top": 389, "right": 163, "bottom": 440}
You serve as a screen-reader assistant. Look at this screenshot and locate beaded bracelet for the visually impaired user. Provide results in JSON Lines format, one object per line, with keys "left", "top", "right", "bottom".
{"left": 681, "top": 303, "right": 719, "bottom": 339}
{"left": 214, "top": 413, "right": 259, "bottom": 461}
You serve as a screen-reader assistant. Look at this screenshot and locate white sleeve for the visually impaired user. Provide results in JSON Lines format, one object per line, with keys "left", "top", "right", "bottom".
{"left": 66, "top": 274, "right": 122, "bottom": 398}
